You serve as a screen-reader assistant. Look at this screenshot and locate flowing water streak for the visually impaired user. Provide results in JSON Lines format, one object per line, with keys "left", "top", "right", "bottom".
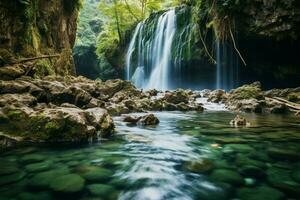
{"left": 126, "top": 23, "right": 142, "bottom": 81}
{"left": 147, "top": 10, "right": 177, "bottom": 90}
{"left": 216, "top": 39, "right": 221, "bottom": 89}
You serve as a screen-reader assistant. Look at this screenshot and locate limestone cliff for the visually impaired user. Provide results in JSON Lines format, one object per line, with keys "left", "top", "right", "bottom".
{"left": 0, "top": 0, "right": 81, "bottom": 78}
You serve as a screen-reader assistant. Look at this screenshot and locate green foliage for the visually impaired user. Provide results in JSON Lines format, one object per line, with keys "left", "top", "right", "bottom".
{"left": 74, "top": 0, "right": 103, "bottom": 79}
{"left": 75, "top": 0, "right": 181, "bottom": 80}
{"left": 33, "top": 59, "right": 55, "bottom": 78}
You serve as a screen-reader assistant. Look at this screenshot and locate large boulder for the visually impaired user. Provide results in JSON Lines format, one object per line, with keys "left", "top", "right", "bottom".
{"left": 0, "top": 132, "right": 23, "bottom": 149}
{"left": 163, "top": 89, "right": 190, "bottom": 104}
{"left": 208, "top": 89, "right": 227, "bottom": 103}
{"left": 0, "top": 65, "right": 26, "bottom": 80}
{"left": 0, "top": 80, "right": 41, "bottom": 94}
{"left": 138, "top": 114, "right": 160, "bottom": 126}
{"left": 228, "top": 82, "right": 264, "bottom": 101}
{"left": 0, "top": 106, "right": 114, "bottom": 142}
{"left": 0, "top": 93, "right": 37, "bottom": 107}
{"left": 225, "top": 82, "right": 265, "bottom": 113}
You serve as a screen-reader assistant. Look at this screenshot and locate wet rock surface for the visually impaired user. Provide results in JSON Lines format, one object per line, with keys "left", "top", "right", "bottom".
{"left": 206, "top": 82, "right": 300, "bottom": 115}
{"left": 0, "top": 75, "right": 205, "bottom": 147}
{"left": 230, "top": 115, "right": 250, "bottom": 127}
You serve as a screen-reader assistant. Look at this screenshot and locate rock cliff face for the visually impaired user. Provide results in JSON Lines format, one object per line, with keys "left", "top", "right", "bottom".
{"left": 0, "top": 0, "right": 81, "bottom": 77}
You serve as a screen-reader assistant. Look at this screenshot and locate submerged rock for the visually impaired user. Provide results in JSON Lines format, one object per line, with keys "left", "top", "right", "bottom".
{"left": 210, "top": 169, "right": 244, "bottom": 186}
{"left": 239, "top": 165, "right": 265, "bottom": 179}
{"left": 138, "top": 114, "right": 160, "bottom": 126}
{"left": 267, "top": 147, "right": 300, "bottom": 161}
{"left": 49, "top": 174, "right": 85, "bottom": 193}
{"left": 122, "top": 113, "right": 159, "bottom": 126}
{"left": 81, "top": 167, "right": 113, "bottom": 182}
{"left": 267, "top": 167, "right": 300, "bottom": 196}
{"left": 87, "top": 184, "right": 117, "bottom": 196}
{"left": 230, "top": 115, "right": 250, "bottom": 127}
{"left": 123, "top": 115, "right": 142, "bottom": 124}
{"left": 184, "top": 159, "right": 214, "bottom": 174}
{"left": 25, "top": 161, "right": 53, "bottom": 173}
{"left": 28, "top": 168, "right": 70, "bottom": 189}
{"left": 237, "top": 186, "right": 284, "bottom": 200}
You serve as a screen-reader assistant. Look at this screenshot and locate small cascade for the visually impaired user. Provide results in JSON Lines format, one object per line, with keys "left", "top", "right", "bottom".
{"left": 215, "top": 39, "right": 240, "bottom": 91}
{"left": 131, "top": 66, "right": 145, "bottom": 88}
{"left": 126, "top": 23, "right": 142, "bottom": 81}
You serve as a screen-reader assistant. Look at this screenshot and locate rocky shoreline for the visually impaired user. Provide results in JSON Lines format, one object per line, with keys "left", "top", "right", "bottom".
{"left": 0, "top": 76, "right": 299, "bottom": 149}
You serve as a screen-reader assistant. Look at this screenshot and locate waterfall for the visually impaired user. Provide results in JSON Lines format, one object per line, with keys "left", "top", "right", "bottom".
{"left": 147, "top": 10, "right": 176, "bottom": 90}
{"left": 126, "top": 8, "right": 239, "bottom": 91}
{"left": 126, "top": 23, "right": 142, "bottom": 81}
{"left": 126, "top": 9, "right": 177, "bottom": 91}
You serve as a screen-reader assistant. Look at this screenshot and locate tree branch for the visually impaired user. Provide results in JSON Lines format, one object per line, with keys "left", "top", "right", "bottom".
{"left": 229, "top": 26, "right": 247, "bottom": 66}
{"left": 12, "top": 54, "right": 60, "bottom": 64}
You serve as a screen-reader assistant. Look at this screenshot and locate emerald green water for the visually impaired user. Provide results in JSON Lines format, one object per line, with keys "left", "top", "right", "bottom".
{"left": 0, "top": 111, "right": 300, "bottom": 200}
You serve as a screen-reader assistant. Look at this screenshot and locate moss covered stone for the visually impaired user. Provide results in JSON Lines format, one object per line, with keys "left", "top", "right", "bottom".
{"left": 28, "top": 168, "right": 70, "bottom": 189}
{"left": 87, "top": 184, "right": 117, "bottom": 196}
{"left": 82, "top": 167, "right": 114, "bottom": 182}
{"left": 49, "top": 174, "right": 85, "bottom": 193}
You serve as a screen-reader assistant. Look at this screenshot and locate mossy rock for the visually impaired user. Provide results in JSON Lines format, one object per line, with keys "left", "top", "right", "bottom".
{"left": 0, "top": 49, "right": 16, "bottom": 66}
{"left": 235, "top": 154, "right": 267, "bottom": 169}
{"left": 49, "top": 174, "right": 85, "bottom": 193}
{"left": 228, "top": 82, "right": 264, "bottom": 100}
{"left": 184, "top": 159, "right": 214, "bottom": 174}
{"left": 87, "top": 184, "right": 117, "bottom": 197}
{"left": 28, "top": 168, "right": 70, "bottom": 189}
{"left": 224, "top": 144, "right": 255, "bottom": 154}
{"left": 25, "top": 160, "right": 53, "bottom": 173}
{"left": 267, "top": 167, "right": 300, "bottom": 196}
{"left": 82, "top": 167, "right": 114, "bottom": 182}
{"left": 239, "top": 165, "right": 265, "bottom": 179}
{"left": 22, "top": 154, "right": 45, "bottom": 164}
{"left": 32, "top": 59, "right": 55, "bottom": 78}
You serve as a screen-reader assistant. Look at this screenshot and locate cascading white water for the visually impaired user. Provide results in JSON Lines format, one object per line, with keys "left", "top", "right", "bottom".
{"left": 147, "top": 10, "right": 176, "bottom": 90}
{"left": 126, "top": 8, "right": 239, "bottom": 91}
{"left": 126, "top": 23, "right": 142, "bottom": 81}
{"left": 126, "top": 9, "right": 177, "bottom": 90}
